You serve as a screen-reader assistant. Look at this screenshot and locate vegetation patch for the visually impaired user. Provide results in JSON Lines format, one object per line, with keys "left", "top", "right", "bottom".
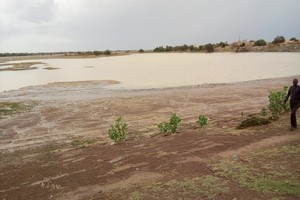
{"left": 211, "top": 144, "right": 300, "bottom": 198}
{"left": 156, "top": 150, "right": 177, "bottom": 158}
{"left": 158, "top": 113, "right": 181, "bottom": 135}
{"left": 0, "top": 102, "right": 27, "bottom": 117}
{"left": 237, "top": 116, "right": 271, "bottom": 129}
{"left": 0, "top": 62, "right": 42, "bottom": 71}
{"left": 237, "top": 86, "right": 290, "bottom": 129}
{"left": 197, "top": 115, "right": 208, "bottom": 128}
{"left": 127, "top": 175, "right": 228, "bottom": 200}
{"left": 70, "top": 138, "right": 96, "bottom": 147}
{"left": 108, "top": 117, "right": 128, "bottom": 143}
{"left": 268, "top": 86, "right": 289, "bottom": 118}
{"left": 128, "top": 191, "right": 142, "bottom": 200}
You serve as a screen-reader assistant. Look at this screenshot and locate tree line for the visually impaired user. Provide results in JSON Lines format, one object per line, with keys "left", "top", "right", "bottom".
{"left": 0, "top": 50, "right": 112, "bottom": 57}
{"left": 153, "top": 43, "right": 225, "bottom": 53}
{"left": 153, "top": 36, "right": 299, "bottom": 52}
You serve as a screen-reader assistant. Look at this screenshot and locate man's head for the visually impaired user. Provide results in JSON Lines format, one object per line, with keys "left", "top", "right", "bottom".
{"left": 293, "top": 79, "right": 298, "bottom": 86}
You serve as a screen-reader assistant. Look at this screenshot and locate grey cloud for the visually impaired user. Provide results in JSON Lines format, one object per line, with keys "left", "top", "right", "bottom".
{"left": 1, "top": 0, "right": 300, "bottom": 52}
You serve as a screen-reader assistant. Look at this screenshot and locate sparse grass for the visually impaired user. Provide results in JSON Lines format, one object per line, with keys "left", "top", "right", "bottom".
{"left": 156, "top": 150, "right": 177, "bottom": 158}
{"left": 211, "top": 144, "right": 300, "bottom": 198}
{"left": 0, "top": 102, "right": 26, "bottom": 117}
{"left": 127, "top": 191, "right": 142, "bottom": 200}
{"left": 70, "top": 138, "right": 96, "bottom": 147}
{"left": 0, "top": 62, "right": 42, "bottom": 71}
{"left": 128, "top": 175, "right": 228, "bottom": 199}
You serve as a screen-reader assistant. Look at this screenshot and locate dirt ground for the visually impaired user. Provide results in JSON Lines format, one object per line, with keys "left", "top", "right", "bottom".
{"left": 0, "top": 76, "right": 300, "bottom": 199}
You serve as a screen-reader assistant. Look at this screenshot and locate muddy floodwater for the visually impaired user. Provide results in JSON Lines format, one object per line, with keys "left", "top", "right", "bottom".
{"left": 1, "top": 52, "right": 300, "bottom": 92}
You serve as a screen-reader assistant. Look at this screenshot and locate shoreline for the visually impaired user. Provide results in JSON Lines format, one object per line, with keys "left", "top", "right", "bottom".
{"left": 1, "top": 51, "right": 300, "bottom": 63}
{"left": 0, "top": 75, "right": 299, "bottom": 152}
{"left": 1, "top": 73, "right": 300, "bottom": 199}
{"left": 1, "top": 74, "right": 300, "bottom": 101}
{"left": 1, "top": 52, "right": 300, "bottom": 93}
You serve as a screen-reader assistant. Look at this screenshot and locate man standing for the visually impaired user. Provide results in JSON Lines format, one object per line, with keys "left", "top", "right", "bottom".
{"left": 284, "top": 79, "right": 300, "bottom": 130}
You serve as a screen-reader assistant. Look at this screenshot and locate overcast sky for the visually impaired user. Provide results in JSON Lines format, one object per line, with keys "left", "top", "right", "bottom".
{"left": 0, "top": 0, "right": 300, "bottom": 52}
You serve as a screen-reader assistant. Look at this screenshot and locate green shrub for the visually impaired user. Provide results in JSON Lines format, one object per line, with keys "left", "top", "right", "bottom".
{"left": 158, "top": 113, "right": 181, "bottom": 134}
{"left": 204, "top": 43, "right": 214, "bottom": 52}
{"left": 170, "top": 113, "right": 181, "bottom": 132}
{"left": 272, "top": 36, "right": 285, "bottom": 44}
{"left": 153, "top": 46, "right": 165, "bottom": 52}
{"left": 290, "top": 37, "right": 298, "bottom": 42}
{"left": 268, "top": 86, "right": 289, "bottom": 117}
{"left": 197, "top": 115, "right": 208, "bottom": 128}
{"left": 253, "top": 39, "right": 267, "bottom": 46}
{"left": 218, "top": 42, "right": 228, "bottom": 48}
{"left": 158, "top": 122, "right": 171, "bottom": 134}
{"left": 108, "top": 117, "right": 128, "bottom": 142}
{"left": 259, "top": 107, "right": 268, "bottom": 116}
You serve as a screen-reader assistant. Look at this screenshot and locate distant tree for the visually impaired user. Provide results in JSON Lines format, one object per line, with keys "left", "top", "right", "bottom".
{"left": 290, "top": 37, "right": 299, "bottom": 42}
{"left": 181, "top": 44, "right": 189, "bottom": 51}
{"left": 253, "top": 39, "right": 267, "bottom": 46}
{"left": 218, "top": 42, "right": 228, "bottom": 48}
{"left": 165, "top": 46, "right": 173, "bottom": 52}
{"left": 193, "top": 46, "right": 199, "bottom": 52}
{"left": 189, "top": 45, "right": 195, "bottom": 51}
{"left": 153, "top": 46, "right": 165, "bottom": 52}
{"left": 138, "top": 49, "right": 144, "bottom": 53}
{"left": 204, "top": 43, "right": 214, "bottom": 52}
{"left": 198, "top": 45, "right": 203, "bottom": 51}
{"left": 272, "top": 36, "right": 286, "bottom": 44}
{"left": 104, "top": 50, "right": 111, "bottom": 55}
{"left": 93, "top": 51, "right": 103, "bottom": 56}
{"left": 240, "top": 42, "right": 246, "bottom": 47}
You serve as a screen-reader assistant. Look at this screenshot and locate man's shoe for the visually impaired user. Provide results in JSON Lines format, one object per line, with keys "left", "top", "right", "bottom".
{"left": 289, "top": 126, "right": 297, "bottom": 131}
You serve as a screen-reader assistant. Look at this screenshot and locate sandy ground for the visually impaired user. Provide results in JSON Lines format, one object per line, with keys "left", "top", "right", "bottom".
{"left": 0, "top": 76, "right": 298, "bottom": 152}
{"left": 0, "top": 76, "right": 300, "bottom": 199}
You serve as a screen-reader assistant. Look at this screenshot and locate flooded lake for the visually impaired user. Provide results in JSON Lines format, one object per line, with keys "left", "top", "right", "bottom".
{"left": 1, "top": 52, "right": 300, "bottom": 92}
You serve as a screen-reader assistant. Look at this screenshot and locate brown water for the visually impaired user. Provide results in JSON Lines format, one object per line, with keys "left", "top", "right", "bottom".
{"left": 1, "top": 52, "right": 300, "bottom": 92}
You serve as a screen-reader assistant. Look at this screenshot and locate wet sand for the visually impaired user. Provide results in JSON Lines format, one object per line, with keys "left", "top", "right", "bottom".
{"left": 0, "top": 75, "right": 299, "bottom": 152}
{"left": 1, "top": 76, "right": 300, "bottom": 199}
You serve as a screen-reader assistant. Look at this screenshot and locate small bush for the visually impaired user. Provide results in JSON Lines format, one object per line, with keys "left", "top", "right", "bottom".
{"left": 158, "top": 122, "right": 171, "bottom": 134}
{"left": 197, "top": 115, "right": 208, "bottom": 128}
{"left": 108, "top": 117, "right": 128, "bottom": 142}
{"left": 268, "top": 86, "right": 289, "bottom": 117}
{"left": 170, "top": 113, "right": 181, "bottom": 133}
{"left": 158, "top": 113, "right": 181, "bottom": 134}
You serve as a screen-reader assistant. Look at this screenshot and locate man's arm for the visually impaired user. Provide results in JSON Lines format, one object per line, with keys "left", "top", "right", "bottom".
{"left": 284, "top": 87, "right": 292, "bottom": 104}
